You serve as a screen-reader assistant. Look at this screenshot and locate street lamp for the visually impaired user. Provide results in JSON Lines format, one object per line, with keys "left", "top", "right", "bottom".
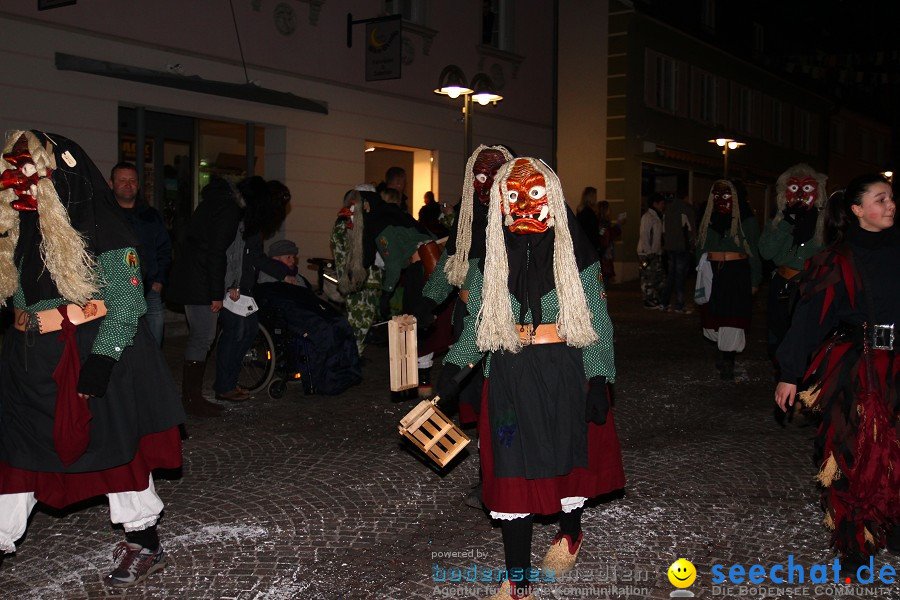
{"left": 434, "top": 65, "right": 503, "bottom": 160}
{"left": 707, "top": 137, "right": 746, "bottom": 178}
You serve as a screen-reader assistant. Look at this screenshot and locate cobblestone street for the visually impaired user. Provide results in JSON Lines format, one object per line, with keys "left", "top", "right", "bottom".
{"left": 1, "top": 280, "right": 893, "bottom": 599}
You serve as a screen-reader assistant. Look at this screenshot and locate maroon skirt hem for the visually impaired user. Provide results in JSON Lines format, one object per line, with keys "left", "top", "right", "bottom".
{"left": 0, "top": 427, "right": 182, "bottom": 509}
{"left": 479, "top": 381, "right": 626, "bottom": 515}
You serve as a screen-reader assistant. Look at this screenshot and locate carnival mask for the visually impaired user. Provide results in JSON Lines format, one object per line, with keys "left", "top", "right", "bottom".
{"left": 1, "top": 135, "right": 44, "bottom": 211}
{"left": 712, "top": 182, "right": 734, "bottom": 215}
{"left": 785, "top": 176, "right": 817, "bottom": 208}
{"left": 503, "top": 159, "right": 550, "bottom": 234}
{"left": 473, "top": 149, "right": 508, "bottom": 206}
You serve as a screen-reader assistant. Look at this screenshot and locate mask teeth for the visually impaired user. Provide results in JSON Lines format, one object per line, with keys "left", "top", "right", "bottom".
{"left": 547, "top": 216, "right": 555, "bottom": 228}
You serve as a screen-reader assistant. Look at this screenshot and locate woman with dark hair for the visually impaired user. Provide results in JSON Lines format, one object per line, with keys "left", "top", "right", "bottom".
{"left": 596, "top": 200, "right": 622, "bottom": 282}
{"left": 213, "top": 177, "right": 290, "bottom": 402}
{"left": 576, "top": 186, "right": 601, "bottom": 251}
{"left": 775, "top": 173, "right": 900, "bottom": 575}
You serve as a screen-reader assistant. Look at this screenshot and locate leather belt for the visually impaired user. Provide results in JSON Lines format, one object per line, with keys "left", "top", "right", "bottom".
{"left": 777, "top": 265, "right": 802, "bottom": 280}
{"left": 708, "top": 252, "right": 747, "bottom": 262}
{"left": 14, "top": 300, "right": 107, "bottom": 334}
{"left": 517, "top": 323, "right": 564, "bottom": 345}
{"left": 837, "top": 321, "right": 895, "bottom": 351}
{"left": 458, "top": 289, "right": 470, "bottom": 303}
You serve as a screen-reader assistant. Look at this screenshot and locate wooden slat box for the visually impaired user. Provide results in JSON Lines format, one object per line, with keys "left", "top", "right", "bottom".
{"left": 388, "top": 314, "right": 418, "bottom": 391}
{"left": 398, "top": 398, "right": 470, "bottom": 468}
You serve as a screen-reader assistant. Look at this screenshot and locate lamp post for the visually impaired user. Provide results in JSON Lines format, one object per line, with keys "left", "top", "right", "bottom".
{"left": 434, "top": 65, "right": 503, "bottom": 161}
{"left": 707, "top": 137, "right": 746, "bottom": 178}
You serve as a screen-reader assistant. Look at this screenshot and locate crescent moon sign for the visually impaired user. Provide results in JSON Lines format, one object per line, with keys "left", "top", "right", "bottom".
{"left": 369, "top": 27, "right": 384, "bottom": 49}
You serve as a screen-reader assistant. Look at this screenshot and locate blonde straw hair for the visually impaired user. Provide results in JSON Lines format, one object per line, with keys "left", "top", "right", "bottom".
{"left": 476, "top": 158, "right": 597, "bottom": 352}
{"left": 337, "top": 189, "right": 368, "bottom": 295}
{"left": 0, "top": 130, "right": 98, "bottom": 305}
{"left": 445, "top": 144, "right": 513, "bottom": 286}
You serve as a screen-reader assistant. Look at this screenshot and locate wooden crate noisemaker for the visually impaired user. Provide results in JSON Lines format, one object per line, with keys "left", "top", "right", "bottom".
{"left": 388, "top": 314, "right": 417, "bottom": 391}
{"left": 398, "top": 398, "right": 470, "bottom": 468}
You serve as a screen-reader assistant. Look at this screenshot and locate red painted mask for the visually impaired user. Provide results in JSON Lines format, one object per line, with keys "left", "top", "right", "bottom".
{"left": 504, "top": 159, "right": 550, "bottom": 235}
{"left": 473, "top": 149, "right": 507, "bottom": 206}
{"left": 712, "top": 182, "right": 733, "bottom": 215}
{"left": 785, "top": 176, "right": 817, "bottom": 209}
{"left": 1, "top": 136, "right": 45, "bottom": 211}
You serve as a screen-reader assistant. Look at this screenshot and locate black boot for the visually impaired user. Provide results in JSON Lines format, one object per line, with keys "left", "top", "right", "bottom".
{"left": 417, "top": 368, "right": 433, "bottom": 399}
{"left": 887, "top": 525, "right": 900, "bottom": 555}
{"left": 182, "top": 361, "right": 223, "bottom": 417}
{"left": 839, "top": 550, "right": 870, "bottom": 581}
{"left": 720, "top": 351, "right": 736, "bottom": 381}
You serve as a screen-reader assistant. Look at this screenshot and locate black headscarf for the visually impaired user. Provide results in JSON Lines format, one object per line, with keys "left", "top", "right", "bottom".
{"left": 501, "top": 205, "right": 598, "bottom": 326}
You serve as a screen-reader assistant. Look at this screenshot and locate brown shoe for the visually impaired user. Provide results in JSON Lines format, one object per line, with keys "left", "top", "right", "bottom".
{"left": 481, "top": 579, "right": 534, "bottom": 600}
{"left": 215, "top": 388, "right": 250, "bottom": 402}
{"left": 540, "top": 531, "right": 583, "bottom": 576}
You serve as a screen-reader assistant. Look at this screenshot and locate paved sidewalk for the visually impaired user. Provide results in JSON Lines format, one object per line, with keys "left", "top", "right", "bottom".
{"left": 0, "top": 280, "right": 889, "bottom": 599}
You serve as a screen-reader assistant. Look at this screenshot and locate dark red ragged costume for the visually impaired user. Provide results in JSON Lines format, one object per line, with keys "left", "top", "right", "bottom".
{"left": 795, "top": 246, "right": 900, "bottom": 555}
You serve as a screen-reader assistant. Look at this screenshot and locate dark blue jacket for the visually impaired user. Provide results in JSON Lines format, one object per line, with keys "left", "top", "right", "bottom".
{"left": 119, "top": 199, "right": 172, "bottom": 293}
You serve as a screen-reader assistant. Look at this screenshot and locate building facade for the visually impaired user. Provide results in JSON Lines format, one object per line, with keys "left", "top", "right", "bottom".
{"left": 1, "top": 1, "right": 554, "bottom": 265}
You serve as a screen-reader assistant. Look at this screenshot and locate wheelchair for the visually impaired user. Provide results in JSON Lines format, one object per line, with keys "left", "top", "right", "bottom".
{"left": 235, "top": 258, "right": 343, "bottom": 399}
{"left": 235, "top": 309, "right": 308, "bottom": 400}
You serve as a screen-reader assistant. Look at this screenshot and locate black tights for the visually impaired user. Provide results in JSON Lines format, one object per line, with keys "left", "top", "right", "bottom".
{"left": 500, "top": 515, "right": 533, "bottom": 573}
{"left": 559, "top": 506, "right": 583, "bottom": 539}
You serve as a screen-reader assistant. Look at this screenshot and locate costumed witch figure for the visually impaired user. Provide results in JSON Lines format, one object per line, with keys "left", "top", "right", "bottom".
{"left": 417, "top": 143, "right": 513, "bottom": 423}
{"left": 696, "top": 179, "right": 762, "bottom": 380}
{"left": 759, "top": 164, "right": 828, "bottom": 362}
{"left": 332, "top": 184, "right": 385, "bottom": 357}
{"left": 0, "top": 131, "right": 184, "bottom": 586}
{"left": 337, "top": 182, "right": 438, "bottom": 396}
{"left": 438, "top": 158, "right": 625, "bottom": 600}
{"left": 775, "top": 174, "right": 900, "bottom": 575}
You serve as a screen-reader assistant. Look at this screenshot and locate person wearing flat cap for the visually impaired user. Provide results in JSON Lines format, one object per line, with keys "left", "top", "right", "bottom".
{"left": 259, "top": 239, "right": 308, "bottom": 287}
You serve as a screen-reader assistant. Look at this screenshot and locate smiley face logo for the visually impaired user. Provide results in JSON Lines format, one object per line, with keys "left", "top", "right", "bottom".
{"left": 667, "top": 558, "right": 696, "bottom": 588}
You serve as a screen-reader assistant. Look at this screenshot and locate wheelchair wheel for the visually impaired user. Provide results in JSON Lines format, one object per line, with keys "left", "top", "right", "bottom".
{"left": 268, "top": 378, "right": 287, "bottom": 399}
{"left": 237, "top": 323, "right": 276, "bottom": 394}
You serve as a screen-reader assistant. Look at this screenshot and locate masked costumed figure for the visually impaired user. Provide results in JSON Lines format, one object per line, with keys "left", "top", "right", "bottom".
{"left": 0, "top": 130, "right": 184, "bottom": 586}
{"left": 696, "top": 180, "right": 762, "bottom": 380}
{"left": 760, "top": 164, "right": 828, "bottom": 361}
{"left": 338, "top": 183, "right": 439, "bottom": 395}
{"left": 439, "top": 158, "right": 625, "bottom": 600}
{"left": 417, "top": 144, "right": 513, "bottom": 420}
{"left": 775, "top": 174, "right": 900, "bottom": 574}
{"left": 332, "top": 184, "right": 385, "bottom": 356}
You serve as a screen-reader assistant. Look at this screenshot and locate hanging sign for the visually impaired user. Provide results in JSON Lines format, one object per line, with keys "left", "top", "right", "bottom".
{"left": 365, "top": 17, "right": 402, "bottom": 81}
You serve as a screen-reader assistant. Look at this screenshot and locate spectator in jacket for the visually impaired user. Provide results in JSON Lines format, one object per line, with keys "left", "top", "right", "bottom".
{"left": 109, "top": 162, "right": 172, "bottom": 346}
{"left": 166, "top": 177, "right": 243, "bottom": 417}
{"left": 214, "top": 177, "right": 289, "bottom": 402}
{"left": 637, "top": 193, "right": 666, "bottom": 308}
{"left": 659, "top": 190, "right": 696, "bottom": 313}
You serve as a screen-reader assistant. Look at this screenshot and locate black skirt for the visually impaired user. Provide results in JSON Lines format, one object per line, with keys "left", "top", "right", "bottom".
{"left": 700, "top": 258, "right": 753, "bottom": 330}
{"left": 487, "top": 343, "right": 588, "bottom": 479}
{"left": 0, "top": 318, "right": 185, "bottom": 473}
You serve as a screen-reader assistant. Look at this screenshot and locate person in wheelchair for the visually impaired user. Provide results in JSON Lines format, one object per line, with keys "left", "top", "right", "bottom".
{"left": 254, "top": 246, "right": 362, "bottom": 396}
{"left": 258, "top": 239, "right": 311, "bottom": 288}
